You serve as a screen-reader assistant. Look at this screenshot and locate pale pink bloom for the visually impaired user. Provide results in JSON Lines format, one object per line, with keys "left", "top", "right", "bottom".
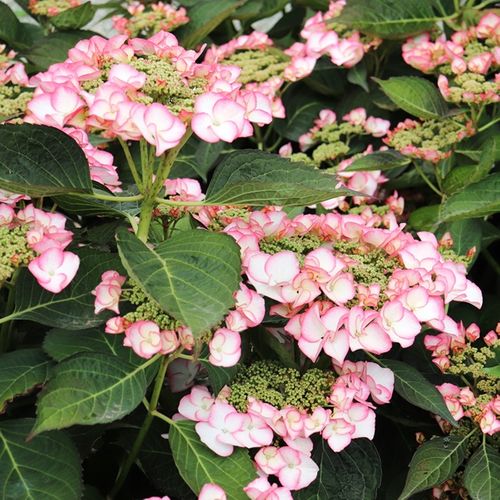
{"left": 365, "top": 362, "right": 394, "bottom": 405}
{"left": 322, "top": 417, "right": 355, "bottom": 452}
{"left": 437, "top": 75, "right": 451, "bottom": 99}
{"left": 159, "top": 329, "right": 179, "bottom": 355}
{"left": 165, "top": 178, "right": 204, "bottom": 201}
{"left": 0, "top": 204, "right": 15, "bottom": 225}
{"left": 3, "top": 62, "right": 28, "bottom": 85}
{"left": 208, "top": 328, "right": 241, "bottom": 367}
{"left": 233, "top": 283, "right": 265, "bottom": 328}
{"left": 437, "top": 383, "right": 464, "bottom": 421}
{"left": 27, "top": 85, "right": 85, "bottom": 128}
{"left": 108, "top": 63, "right": 146, "bottom": 89}
{"left": 280, "top": 272, "right": 321, "bottom": 308}
{"left": 283, "top": 436, "right": 314, "bottom": 455}
{"left": 233, "top": 413, "right": 274, "bottom": 448}
{"left": 283, "top": 56, "right": 317, "bottom": 81}
{"left": 246, "top": 251, "right": 300, "bottom": 302}
{"left": 451, "top": 57, "right": 467, "bottom": 75}
{"left": 364, "top": 117, "right": 390, "bottom": 137}
{"left": 458, "top": 387, "right": 476, "bottom": 407}
{"left": 303, "top": 247, "right": 347, "bottom": 284}
{"left": 303, "top": 407, "right": 330, "bottom": 437}
{"left": 123, "top": 320, "right": 162, "bottom": 359}
{"left": 280, "top": 407, "right": 306, "bottom": 440}
{"left": 198, "top": 483, "right": 226, "bottom": 500}
{"left": 28, "top": 248, "right": 80, "bottom": 294}
{"left": 143, "top": 496, "right": 170, "bottom": 500}
{"left": 92, "top": 270, "right": 126, "bottom": 314}
{"left": 277, "top": 447, "right": 319, "bottom": 490}
{"left": 342, "top": 107, "right": 367, "bottom": 125}
{"left": 480, "top": 408, "right": 500, "bottom": 435}
{"left": 244, "top": 477, "right": 293, "bottom": 500}
{"left": 345, "top": 307, "right": 392, "bottom": 354}
{"left": 105, "top": 316, "right": 126, "bottom": 334}
{"left": 468, "top": 53, "right": 493, "bottom": 74}
{"left": 315, "top": 109, "right": 336, "bottom": 128}
{"left": 465, "top": 323, "right": 480, "bottom": 342}
{"left": 380, "top": 300, "right": 421, "bottom": 347}
{"left": 195, "top": 401, "right": 243, "bottom": 456}
{"left": 476, "top": 13, "right": 500, "bottom": 39}
{"left": 400, "top": 287, "right": 444, "bottom": 323}
{"left": 341, "top": 403, "right": 376, "bottom": 439}
{"left": 0, "top": 189, "right": 30, "bottom": 206}
{"left": 255, "top": 446, "right": 287, "bottom": 475}
{"left": 484, "top": 330, "right": 498, "bottom": 346}
{"left": 329, "top": 40, "right": 364, "bottom": 68}
{"left": 132, "top": 103, "right": 186, "bottom": 155}
{"left": 192, "top": 92, "right": 248, "bottom": 143}
{"left": 237, "top": 90, "right": 273, "bottom": 126}
{"left": 321, "top": 272, "right": 356, "bottom": 305}
{"left": 279, "top": 143, "right": 293, "bottom": 157}
{"left": 305, "top": 31, "right": 339, "bottom": 56}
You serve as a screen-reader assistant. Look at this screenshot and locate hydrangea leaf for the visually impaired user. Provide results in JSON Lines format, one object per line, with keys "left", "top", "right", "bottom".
{"left": 32, "top": 352, "right": 150, "bottom": 435}
{"left": 463, "top": 441, "right": 500, "bottom": 500}
{"left": 116, "top": 228, "right": 241, "bottom": 336}
{"left": 0, "top": 419, "right": 82, "bottom": 499}
{"left": 399, "top": 434, "right": 470, "bottom": 499}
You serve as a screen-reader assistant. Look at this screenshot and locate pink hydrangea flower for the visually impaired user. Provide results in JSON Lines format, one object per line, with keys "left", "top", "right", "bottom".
{"left": 198, "top": 483, "right": 226, "bottom": 500}
{"left": 92, "top": 270, "right": 126, "bottom": 314}
{"left": 208, "top": 328, "right": 241, "bottom": 367}
{"left": 28, "top": 248, "right": 80, "bottom": 293}
{"left": 123, "top": 320, "right": 162, "bottom": 359}
{"left": 178, "top": 385, "right": 215, "bottom": 422}
{"left": 277, "top": 446, "right": 319, "bottom": 490}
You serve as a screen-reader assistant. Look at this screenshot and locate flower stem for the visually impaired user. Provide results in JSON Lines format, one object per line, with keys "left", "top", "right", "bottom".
{"left": 414, "top": 162, "right": 443, "bottom": 198}
{"left": 90, "top": 193, "right": 143, "bottom": 203}
{"left": 0, "top": 268, "right": 20, "bottom": 352}
{"left": 477, "top": 117, "right": 500, "bottom": 133}
{"left": 118, "top": 138, "right": 143, "bottom": 191}
{"left": 109, "top": 354, "right": 173, "bottom": 498}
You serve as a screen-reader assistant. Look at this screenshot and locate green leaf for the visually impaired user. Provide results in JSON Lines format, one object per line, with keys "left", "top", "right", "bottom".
{"left": 200, "top": 359, "right": 239, "bottom": 394}
{"left": 0, "top": 2, "right": 33, "bottom": 50}
{"left": 205, "top": 150, "right": 355, "bottom": 206}
{"left": 44, "top": 328, "right": 144, "bottom": 367}
{"left": 443, "top": 139, "right": 496, "bottom": 195}
{"left": 437, "top": 219, "right": 482, "bottom": 256}
{"left": 408, "top": 205, "right": 441, "bottom": 231}
{"left": 0, "top": 418, "right": 82, "bottom": 500}
{"left": 177, "top": 0, "right": 241, "bottom": 48}
{"left": 464, "top": 441, "right": 500, "bottom": 500}
{"left": 32, "top": 352, "right": 149, "bottom": 435}
{"left": 375, "top": 77, "right": 448, "bottom": 119}
{"left": 54, "top": 191, "right": 141, "bottom": 218}
{"left": 51, "top": 2, "right": 96, "bottom": 30}
{"left": 0, "top": 349, "right": 53, "bottom": 413}
{"left": 296, "top": 439, "right": 382, "bottom": 500}
{"left": 0, "top": 124, "right": 92, "bottom": 196}
{"left": 379, "top": 359, "right": 457, "bottom": 425}
{"left": 116, "top": 228, "right": 241, "bottom": 336}
{"left": 193, "top": 141, "right": 225, "bottom": 180}
{"left": 25, "top": 30, "right": 95, "bottom": 71}
{"left": 347, "top": 61, "right": 369, "bottom": 92}
{"left": 6, "top": 250, "right": 123, "bottom": 330}
{"left": 169, "top": 420, "right": 257, "bottom": 498}
{"left": 345, "top": 150, "right": 411, "bottom": 172}
{"left": 234, "top": 0, "right": 288, "bottom": 21}
{"left": 337, "top": 0, "right": 437, "bottom": 39}
{"left": 399, "top": 434, "right": 470, "bottom": 499}
{"left": 440, "top": 173, "right": 500, "bottom": 222}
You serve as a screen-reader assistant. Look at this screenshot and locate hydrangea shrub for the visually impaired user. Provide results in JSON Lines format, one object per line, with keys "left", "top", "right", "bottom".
{"left": 0, "top": 1, "right": 498, "bottom": 499}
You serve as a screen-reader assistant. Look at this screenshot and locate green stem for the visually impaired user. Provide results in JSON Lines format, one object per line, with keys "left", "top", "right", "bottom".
{"left": 90, "top": 193, "right": 143, "bottom": 203}
{"left": 477, "top": 117, "right": 500, "bottom": 133}
{"left": 414, "top": 162, "right": 443, "bottom": 198}
{"left": 109, "top": 354, "right": 172, "bottom": 498}
{"left": 253, "top": 125, "right": 264, "bottom": 151}
{"left": 155, "top": 197, "right": 207, "bottom": 207}
{"left": 0, "top": 268, "right": 20, "bottom": 352}
{"left": 152, "top": 410, "right": 175, "bottom": 425}
{"left": 136, "top": 197, "right": 156, "bottom": 243}
{"left": 118, "top": 138, "right": 143, "bottom": 191}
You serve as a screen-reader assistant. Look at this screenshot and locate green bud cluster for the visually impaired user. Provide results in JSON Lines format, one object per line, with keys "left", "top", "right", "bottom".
{"left": 312, "top": 122, "right": 363, "bottom": 145}
{"left": 29, "top": 0, "right": 76, "bottom": 16}
{"left": 444, "top": 72, "right": 498, "bottom": 105}
{"left": 348, "top": 204, "right": 390, "bottom": 216}
{"left": 386, "top": 118, "right": 470, "bottom": 154}
{"left": 0, "top": 224, "right": 34, "bottom": 284}
{"left": 223, "top": 48, "right": 290, "bottom": 84}
{"left": 312, "top": 142, "right": 350, "bottom": 163}
{"left": 289, "top": 153, "right": 317, "bottom": 166}
{"left": 259, "top": 234, "right": 323, "bottom": 264}
{"left": 0, "top": 85, "right": 32, "bottom": 119}
{"left": 438, "top": 247, "right": 471, "bottom": 266}
{"left": 119, "top": 11, "right": 187, "bottom": 38}
{"left": 227, "top": 360, "right": 334, "bottom": 412}
{"left": 333, "top": 240, "right": 400, "bottom": 292}
{"left": 122, "top": 279, "right": 182, "bottom": 330}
